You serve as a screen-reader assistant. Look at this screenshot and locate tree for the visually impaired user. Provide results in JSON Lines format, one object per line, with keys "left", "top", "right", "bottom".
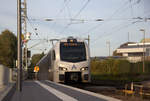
{"left": 0, "top": 29, "right": 17, "bottom": 68}
{"left": 27, "top": 52, "right": 44, "bottom": 79}
{"left": 28, "top": 52, "right": 45, "bottom": 71}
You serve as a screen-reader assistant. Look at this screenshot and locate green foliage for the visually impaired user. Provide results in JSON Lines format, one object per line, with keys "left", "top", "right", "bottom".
{"left": 0, "top": 30, "right": 17, "bottom": 68}
{"left": 28, "top": 52, "right": 44, "bottom": 72}
{"left": 91, "top": 59, "right": 150, "bottom": 81}
{"left": 91, "top": 59, "right": 130, "bottom": 75}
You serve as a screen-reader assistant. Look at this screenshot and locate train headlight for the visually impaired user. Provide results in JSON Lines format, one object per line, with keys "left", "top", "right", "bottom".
{"left": 59, "top": 67, "right": 68, "bottom": 71}
{"left": 80, "top": 67, "right": 88, "bottom": 71}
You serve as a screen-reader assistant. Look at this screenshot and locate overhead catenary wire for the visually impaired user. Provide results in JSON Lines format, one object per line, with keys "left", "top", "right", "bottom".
{"left": 25, "top": 0, "right": 150, "bottom": 57}
{"left": 80, "top": 0, "right": 140, "bottom": 36}
{"left": 129, "top": 0, "right": 134, "bottom": 18}
{"left": 60, "top": 0, "right": 91, "bottom": 34}
{"left": 28, "top": 40, "right": 46, "bottom": 49}
{"left": 79, "top": 0, "right": 130, "bottom": 36}
{"left": 91, "top": 20, "right": 148, "bottom": 46}
{"left": 90, "top": 12, "right": 150, "bottom": 47}
{"left": 26, "top": 0, "right": 141, "bottom": 37}
{"left": 65, "top": 1, "right": 72, "bottom": 19}
{"left": 26, "top": 16, "right": 40, "bottom": 37}
{"left": 26, "top": 16, "right": 52, "bottom": 52}
{"left": 50, "top": 0, "right": 72, "bottom": 31}
{"left": 91, "top": 22, "right": 135, "bottom": 46}
{"left": 28, "top": 17, "right": 135, "bottom": 23}
{"left": 28, "top": 0, "right": 145, "bottom": 41}
{"left": 56, "top": 0, "right": 71, "bottom": 17}
{"left": 73, "top": 0, "right": 91, "bottom": 18}
{"left": 28, "top": 0, "right": 146, "bottom": 37}
{"left": 88, "top": 12, "right": 150, "bottom": 53}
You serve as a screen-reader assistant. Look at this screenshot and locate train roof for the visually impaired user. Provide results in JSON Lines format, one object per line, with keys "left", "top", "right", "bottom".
{"left": 59, "top": 37, "right": 86, "bottom": 42}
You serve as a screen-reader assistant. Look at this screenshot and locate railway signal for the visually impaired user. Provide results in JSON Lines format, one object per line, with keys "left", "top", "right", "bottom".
{"left": 34, "top": 66, "right": 39, "bottom": 80}
{"left": 34, "top": 66, "right": 39, "bottom": 72}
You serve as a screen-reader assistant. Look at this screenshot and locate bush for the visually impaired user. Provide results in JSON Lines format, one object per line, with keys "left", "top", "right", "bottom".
{"left": 91, "top": 59, "right": 150, "bottom": 81}
{"left": 91, "top": 59, "right": 131, "bottom": 75}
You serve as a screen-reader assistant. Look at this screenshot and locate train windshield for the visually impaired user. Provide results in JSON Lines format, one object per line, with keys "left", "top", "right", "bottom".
{"left": 60, "top": 42, "right": 86, "bottom": 62}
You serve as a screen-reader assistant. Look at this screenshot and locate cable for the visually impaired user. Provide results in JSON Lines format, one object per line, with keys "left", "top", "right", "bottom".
{"left": 80, "top": 0, "right": 139, "bottom": 36}
{"left": 26, "top": 16, "right": 39, "bottom": 37}
{"left": 74, "top": 0, "right": 90, "bottom": 18}
{"left": 129, "top": 0, "right": 134, "bottom": 18}
{"left": 91, "top": 22, "right": 134, "bottom": 46}
{"left": 75, "top": 5, "right": 150, "bottom": 47}
{"left": 56, "top": 0, "right": 71, "bottom": 17}
{"left": 50, "top": 0, "right": 72, "bottom": 30}
{"left": 80, "top": 0, "right": 129, "bottom": 36}
{"left": 90, "top": 12, "right": 150, "bottom": 47}
{"left": 60, "top": 0, "right": 91, "bottom": 33}
{"left": 65, "top": 1, "right": 72, "bottom": 19}
{"left": 28, "top": 41, "right": 46, "bottom": 49}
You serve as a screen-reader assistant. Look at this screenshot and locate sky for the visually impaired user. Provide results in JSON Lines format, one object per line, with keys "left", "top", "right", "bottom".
{"left": 0, "top": 0, "right": 150, "bottom": 57}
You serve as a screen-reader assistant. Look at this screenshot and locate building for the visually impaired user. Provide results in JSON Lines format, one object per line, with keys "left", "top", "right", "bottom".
{"left": 115, "top": 39, "right": 150, "bottom": 63}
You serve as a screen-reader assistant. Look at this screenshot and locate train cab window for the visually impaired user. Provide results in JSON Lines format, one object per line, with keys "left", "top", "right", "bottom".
{"left": 52, "top": 50, "right": 56, "bottom": 60}
{"left": 60, "top": 42, "right": 86, "bottom": 62}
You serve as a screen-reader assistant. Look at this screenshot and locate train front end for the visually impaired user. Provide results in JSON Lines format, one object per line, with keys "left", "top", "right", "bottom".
{"left": 56, "top": 37, "right": 91, "bottom": 83}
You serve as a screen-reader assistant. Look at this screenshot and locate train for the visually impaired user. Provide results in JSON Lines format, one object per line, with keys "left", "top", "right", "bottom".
{"left": 37, "top": 36, "right": 91, "bottom": 83}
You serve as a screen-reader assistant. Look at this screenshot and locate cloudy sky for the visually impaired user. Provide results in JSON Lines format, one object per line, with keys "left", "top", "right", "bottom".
{"left": 0, "top": 0, "right": 150, "bottom": 56}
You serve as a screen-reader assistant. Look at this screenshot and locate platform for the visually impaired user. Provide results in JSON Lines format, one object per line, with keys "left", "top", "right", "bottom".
{"left": 10, "top": 80, "right": 120, "bottom": 101}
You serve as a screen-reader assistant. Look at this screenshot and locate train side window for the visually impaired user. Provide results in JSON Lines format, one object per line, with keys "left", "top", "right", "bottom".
{"left": 52, "top": 50, "right": 56, "bottom": 60}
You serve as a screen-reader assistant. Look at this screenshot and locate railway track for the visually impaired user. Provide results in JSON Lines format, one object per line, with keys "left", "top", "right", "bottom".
{"left": 63, "top": 82, "right": 150, "bottom": 101}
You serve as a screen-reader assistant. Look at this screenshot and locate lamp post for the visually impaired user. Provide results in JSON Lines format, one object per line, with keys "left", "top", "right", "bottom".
{"left": 140, "top": 29, "right": 145, "bottom": 73}
{"left": 106, "top": 41, "right": 110, "bottom": 57}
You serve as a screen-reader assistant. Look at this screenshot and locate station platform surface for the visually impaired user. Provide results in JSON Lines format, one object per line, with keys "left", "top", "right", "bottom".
{"left": 10, "top": 80, "right": 120, "bottom": 101}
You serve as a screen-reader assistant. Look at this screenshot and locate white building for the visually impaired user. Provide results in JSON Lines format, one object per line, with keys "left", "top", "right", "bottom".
{"left": 116, "top": 40, "right": 150, "bottom": 63}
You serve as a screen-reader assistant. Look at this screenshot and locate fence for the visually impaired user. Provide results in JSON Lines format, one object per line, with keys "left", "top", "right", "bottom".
{"left": 123, "top": 82, "right": 150, "bottom": 98}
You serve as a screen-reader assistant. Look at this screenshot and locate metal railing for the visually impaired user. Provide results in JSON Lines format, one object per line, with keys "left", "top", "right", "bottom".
{"left": 123, "top": 82, "right": 150, "bottom": 97}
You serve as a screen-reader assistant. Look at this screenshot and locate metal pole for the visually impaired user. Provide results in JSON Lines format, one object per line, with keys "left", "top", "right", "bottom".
{"left": 109, "top": 42, "right": 110, "bottom": 56}
{"left": 25, "top": 44, "right": 28, "bottom": 70}
{"left": 143, "top": 30, "right": 145, "bottom": 73}
{"left": 87, "top": 35, "right": 91, "bottom": 82}
{"left": 24, "top": 0, "right": 28, "bottom": 71}
{"left": 88, "top": 35, "right": 90, "bottom": 47}
{"left": 17, "top": 0, "right": 22, "bottom": 91}
{"left": 140, "top": 29, "right": 145, "bottom": 73}
{"left": 128, "top": 32, "right": 130, "bottom": 42}
{"left": 106, "top": 41, "right": 110, "bottom": 57}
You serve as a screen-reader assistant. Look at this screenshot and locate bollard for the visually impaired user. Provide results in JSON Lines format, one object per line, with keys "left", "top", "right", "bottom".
{"left": 140, "top": 86, "right": 143, "bottom": 98}
{"left": 131, "top": 82, "right": 134, "bottom": 97}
